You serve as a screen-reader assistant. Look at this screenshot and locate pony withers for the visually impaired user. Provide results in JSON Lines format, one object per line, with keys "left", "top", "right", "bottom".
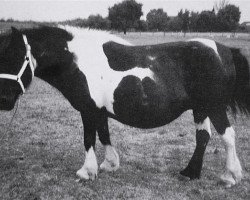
{"left": 0, "top": 26, "right": 249, "bottom": 187}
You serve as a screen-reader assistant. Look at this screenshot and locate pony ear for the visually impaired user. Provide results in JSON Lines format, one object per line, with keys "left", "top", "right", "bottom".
{"left": 11, "top": 26, "right": 20, "bottom": 34}
{"left": 10, "top": 26, "right": 23, "bottom": 44}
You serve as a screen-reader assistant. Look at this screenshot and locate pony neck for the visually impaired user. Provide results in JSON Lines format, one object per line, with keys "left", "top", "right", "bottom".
{"left": 36, "top": 64, "right": 90, "bottom": 111}
{"left": 19, "top": 27, "right": 86, "bottom": 110}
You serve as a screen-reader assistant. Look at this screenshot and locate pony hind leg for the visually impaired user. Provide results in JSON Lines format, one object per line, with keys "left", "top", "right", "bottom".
{"left": 76, "top": 111, "right": 98, "bottom": 180}
{"left": 180, "top": 110, "right": 211, "bottom": 179}
{"left": 209, "top": 108, "right": 242, "bottom": 187}
{"left": 97, "top": 108, "right": 119, "bottom": 172}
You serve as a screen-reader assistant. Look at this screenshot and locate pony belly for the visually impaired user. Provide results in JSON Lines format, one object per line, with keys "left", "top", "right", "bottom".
{"left": 110, "top": 103, "right": 186, "bottom": 129}
{"left": 111, "top": 75, "right": 189, "bottom": 128}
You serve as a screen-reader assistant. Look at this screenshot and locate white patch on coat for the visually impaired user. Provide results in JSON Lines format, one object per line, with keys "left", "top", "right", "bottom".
{"left": 65, "top": 26, "right": 154, "bottom": 114}
{"left": 76, "top": 147, "right": 98, "bottom": 180}
{"left": 189, "top": 38, "right": 220, "bottom": 58}
{"left": 195, "top": 117, "right": 212, "bottom": 136}
{"left": 220, "top": 127, "right": 242, "bottom": 186}
{"left": 148, "top": 55, "right": 156, "bottom": 61}
{"left": 100, "top": 145, "right": 120, "bottom": 171}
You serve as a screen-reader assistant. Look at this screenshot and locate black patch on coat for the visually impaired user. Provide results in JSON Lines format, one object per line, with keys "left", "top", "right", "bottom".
{"left": 103, "top": 41, "right": 159, "bottom": 71}
{"left": 113, "top": 75, "right": 146, "bottom": 123}
{"left": 180, "top": 129, "right": 210, "bottom": 179}
{"left": 180, "top": 110, "right": 210, "bottom": 179}
{"left": 112, "top": 74, "right": 190, "bottom": 128}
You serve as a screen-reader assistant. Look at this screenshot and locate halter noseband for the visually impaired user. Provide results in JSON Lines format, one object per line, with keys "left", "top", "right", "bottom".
{"left": 0, "top": 35, "right": 35, "bottom": 94}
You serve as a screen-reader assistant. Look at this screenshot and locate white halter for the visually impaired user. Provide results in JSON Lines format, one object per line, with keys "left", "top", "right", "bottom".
{"left": 0, "top": 35, "right": 35, "bottom": 94}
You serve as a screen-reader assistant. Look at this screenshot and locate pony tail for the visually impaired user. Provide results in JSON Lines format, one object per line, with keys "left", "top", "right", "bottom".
{"left": 229, "top": 48, "right": 250, "bottom": 115}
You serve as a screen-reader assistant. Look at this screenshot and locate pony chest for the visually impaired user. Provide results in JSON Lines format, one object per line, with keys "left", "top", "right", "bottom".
{"left": 81, "top": 68, "right": 121, "bottom": 112}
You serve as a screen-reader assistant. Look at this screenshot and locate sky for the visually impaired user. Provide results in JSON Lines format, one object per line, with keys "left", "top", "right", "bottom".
{"left": 0, "top": 0, "right": 250, "bottom": 23}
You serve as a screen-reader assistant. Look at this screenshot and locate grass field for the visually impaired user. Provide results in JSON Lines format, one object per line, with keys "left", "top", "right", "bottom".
{"left": 0, "top": 29, "right": 250, "bottom": 200}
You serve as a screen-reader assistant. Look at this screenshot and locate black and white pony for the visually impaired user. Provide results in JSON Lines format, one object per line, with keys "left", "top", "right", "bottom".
{"left": 0, "top": 26, "right": 249, "bottom": 187}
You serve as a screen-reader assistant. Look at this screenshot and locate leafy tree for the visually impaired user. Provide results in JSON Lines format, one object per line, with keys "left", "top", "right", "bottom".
{"left": 196, "top": 10, "right": 217, "bottom": 32}
{"left": 217, "top": 4, "right": 241, "bottom": 32}
{"left": 87, "top": 15, "right": 111, "bottom": 30}
{"left": 167, "top": 17, "right": 183, "bottom": 32}
{"left": 214, "top": 0, "right": 229, "bottom": 13}
{"left": 79, "top": 19, "right": 89, "bottom": 28}
{"left": 62, "top": 18, "right": 88, "bottom": 27}
{"left": 189, "top": 11, "right": 199, "bottom": 31}
{"left": 134, "top": 19, "right": 148, "bottom": 32}
{"left": 178, "top": 9, "right": 190, "bottom": 34}
{"left": 146, "top": 8, "right": 169, "bottom": 31}
{"left": 6, "top": 18, "right": 14, "bottom": 22}
{"left": 108, "top": 0, "right": 143, "bottom": 34}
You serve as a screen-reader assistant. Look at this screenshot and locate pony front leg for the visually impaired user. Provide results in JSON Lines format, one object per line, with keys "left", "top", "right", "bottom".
{"left": 76, "top": 112, "right": 98, "bottom": 180}
{"left": 100, "top": 145, "right": 119, "bottom": 172}
{"left": 77, "top": 146, "right": 98, "bottom": 180}
{"left": 97, "top": 109, "right": 120, "bottom": 172}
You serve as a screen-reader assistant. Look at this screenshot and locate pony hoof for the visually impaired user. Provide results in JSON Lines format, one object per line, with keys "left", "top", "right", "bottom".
{"left": 220, "top": 168, "right": 243, "bottom": 188}
{"left": 76, "top": 167, "right": 97, "bottom": 181}
{"left": 220, "top": 173, "right": 236, "bottom": 188}
{"left": 180, "top": 168, "right": 200, "bottom": 180}
{"left": 233, "top": 170, "right": 243, "bottom": 184}
{"left": 100, "top": 159, "right": 119, "bottom": 172}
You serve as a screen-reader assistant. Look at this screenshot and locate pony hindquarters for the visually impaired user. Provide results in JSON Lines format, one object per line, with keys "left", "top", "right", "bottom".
{"left": 180, "top": 42, "right": 247, "bottom": 187}
{"left": 211, "top": 47, "right": 250, "bottom": 187}
{"left": 229, "top": 48, "right": 250, "bottom": 115}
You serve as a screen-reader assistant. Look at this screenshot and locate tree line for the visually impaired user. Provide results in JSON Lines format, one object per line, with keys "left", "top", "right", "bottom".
{"left": 62, "top": 0, "right": 242, "bottom": 34}
{"left": 1, "top": 0, "right": 242, "bottom": 34}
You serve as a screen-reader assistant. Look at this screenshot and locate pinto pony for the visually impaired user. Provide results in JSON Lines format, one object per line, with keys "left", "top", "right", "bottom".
{"left": 0, "top": 26, "right": 249, "bottom": 187}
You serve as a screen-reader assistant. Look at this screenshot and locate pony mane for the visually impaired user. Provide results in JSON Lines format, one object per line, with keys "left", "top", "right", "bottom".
{"left": 0, "top": 33, "right": 10, "bottom": 53}
{"left": 20, "top": 25, "right": 73, "bottom": 42}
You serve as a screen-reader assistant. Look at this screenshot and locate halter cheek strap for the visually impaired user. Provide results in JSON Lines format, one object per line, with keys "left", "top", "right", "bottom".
{"left": 0, "top": 35, "right": 35, "bottom": 94}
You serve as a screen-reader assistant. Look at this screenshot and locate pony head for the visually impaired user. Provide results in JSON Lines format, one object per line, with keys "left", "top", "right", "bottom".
{"left": 0, "top": 27, "right": 36, "bottom": 110}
